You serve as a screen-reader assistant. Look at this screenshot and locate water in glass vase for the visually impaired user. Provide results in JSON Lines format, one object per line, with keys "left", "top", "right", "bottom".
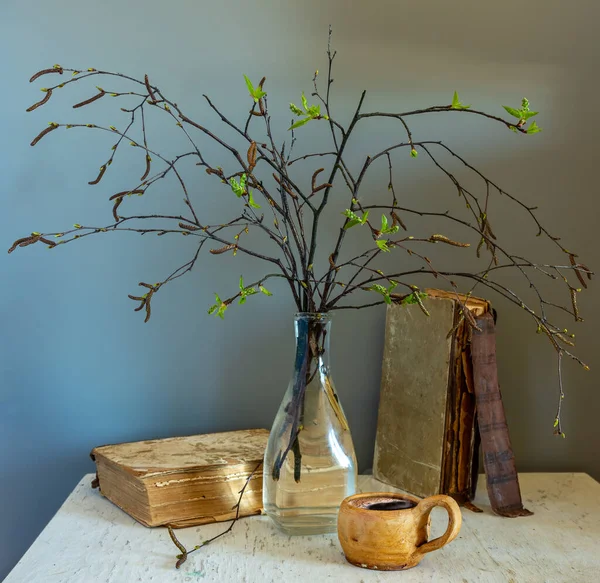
{"left": 263, "top": 313, "right": 357, "bottom": 535}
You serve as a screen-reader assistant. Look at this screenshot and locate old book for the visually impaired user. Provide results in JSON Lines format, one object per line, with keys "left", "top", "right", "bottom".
{"left": 373, "top": 289, "right": 490, "bottom": 503}
{"left": 90, "top": 428, "right": 268, "bottom": 528}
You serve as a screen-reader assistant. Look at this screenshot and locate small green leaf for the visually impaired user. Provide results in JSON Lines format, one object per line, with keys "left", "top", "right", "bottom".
{"left": 381, "top": 215, "right": 388, "bottom": 233}
{"left": 244, "top": 75, "right": 255, "bottom": 97}
{"left": 307, "top": 104, "right": 320, "bottom": 117}
{"left": 239, "top": 275, "right": 244, "bottom": 291}
{"left": 521, "top": 110, "right": 539, "bottom": 120}
{"left": 376, "top": 240, "right": 390, "bottom": 252}
{"left": 380, "top": 213, "right": 399, "bottom": 235}
{"left": 509, "top": 126, "right": 518, "bottom": 133}
{"left": 208, "top": 293, "right": 226, "bottom": 317}
{"left": 400, "top": 291, "right": 428, "bottom": 305}
{"left": 368, "top": 282, "right": 397, "bottom": 304}
{"left": 343, "top": 209, "right": 369, "bottom": 228}
{"left": 410, "top": 148, "right": 418, "bottom": 158}
{"left": 502, "top": 105, "right": 522, "bottom": 119}
{"left": 452, "top": 91, "right": 460, "bottom": 108}
{"left": 230, "top": 176, "right": 245, "bottom": 197}
{"left": 369, "top": 284, "right": 387, "bottom": 296}
{"left": 451, "top": 91, "right": 471, "bottom": 110}
{"left": 290, "top": 103, "right": 304, "bottom": 116}
{"left": 553, "top": 418, "right": 559, "bottom": 428}
{"left": 247, "top": 191, "right": 261, "bottom": 209}
{"left": 244, "top": 75, "right": 266, "bottom": 102}
{"left": 521, "top": 97, "right": 530, "bottom": 111}
{"left": 301, "top": 92, "right": 308, "bottom": 112}
{"left": 288, "top": 117, "right": 310, "bottom": 131}
{"left": 526, "top": 121, "right": 542, "bottom": 134}
{"left": 239, "top": 296, "right": 247, "bottom": 305}
{"left": 344, "top": 218, "right": 361, "bottom": 230}
{"left": 259, "top": 285, "right": 273, "bottom": 296}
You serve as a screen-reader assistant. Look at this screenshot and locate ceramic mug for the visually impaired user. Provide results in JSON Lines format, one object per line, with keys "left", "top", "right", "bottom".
{"left": 337, "top": 491, "right": 462, "bottom": 571}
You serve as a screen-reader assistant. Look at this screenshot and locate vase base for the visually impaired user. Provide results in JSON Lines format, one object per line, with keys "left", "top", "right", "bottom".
{"left": 266, "top": 508, "right": 339, "bottom": 536}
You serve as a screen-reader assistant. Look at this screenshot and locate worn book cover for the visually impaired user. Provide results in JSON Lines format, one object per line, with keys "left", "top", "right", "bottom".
{"left": 373, "top": 289, "right": 490, "bottom": 503}
{"left": 91, "top": 428, "right": 268, "bottom": 528}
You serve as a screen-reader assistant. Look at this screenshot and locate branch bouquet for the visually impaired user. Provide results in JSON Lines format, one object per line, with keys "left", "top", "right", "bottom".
{"left": 12, "top": 29, "right": 591, "bottom": 535}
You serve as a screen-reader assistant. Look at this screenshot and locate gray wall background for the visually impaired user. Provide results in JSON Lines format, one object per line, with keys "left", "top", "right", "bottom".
{"left": 1, "top": 0, "right": 598, "bottom": 578}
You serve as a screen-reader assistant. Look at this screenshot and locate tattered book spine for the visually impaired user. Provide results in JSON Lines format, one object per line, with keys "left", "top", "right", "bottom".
{"left": 471, "top": 313, "right": 533, "bottom": 518}
{"left": 440, "top": 304, "right": 480, "bottom": 505}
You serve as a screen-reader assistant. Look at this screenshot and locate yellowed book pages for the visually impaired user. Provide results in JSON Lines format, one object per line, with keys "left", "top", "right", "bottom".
{"left": 91, "top": 429, "right": 268, "bottom": 528}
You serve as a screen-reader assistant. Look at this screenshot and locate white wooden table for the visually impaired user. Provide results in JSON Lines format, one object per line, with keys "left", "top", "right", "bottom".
{"left": 5, "top": 473, "right": 599, "bottom": 582}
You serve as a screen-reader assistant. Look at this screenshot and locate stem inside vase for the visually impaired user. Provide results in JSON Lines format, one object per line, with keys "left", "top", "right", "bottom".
{"left": 263, "top": 312, "right": 357, "bottom": 535}
{"left": 272, "top": 315, "right": 329, "bottom": 481}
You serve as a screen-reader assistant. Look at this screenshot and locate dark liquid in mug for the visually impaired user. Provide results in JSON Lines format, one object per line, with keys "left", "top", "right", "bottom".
{"left": 365, "top": 499, "right": 417, "bottom": 511}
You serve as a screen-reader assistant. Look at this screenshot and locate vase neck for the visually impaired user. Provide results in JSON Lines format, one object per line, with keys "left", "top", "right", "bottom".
{"left": 293, "top": 313, "right": 332, "bottom": 374}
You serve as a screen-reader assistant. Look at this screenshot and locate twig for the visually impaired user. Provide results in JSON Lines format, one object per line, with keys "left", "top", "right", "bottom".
{"left": 166, "top": 461, "right": 263, "bottom": 569}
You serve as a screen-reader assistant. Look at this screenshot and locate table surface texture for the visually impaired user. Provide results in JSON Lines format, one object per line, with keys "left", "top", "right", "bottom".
{"left": 5, "top": 472, "right": 599, "bottom": 583}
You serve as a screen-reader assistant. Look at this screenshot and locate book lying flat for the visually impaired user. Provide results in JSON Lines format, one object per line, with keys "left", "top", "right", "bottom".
{"left": 374, "top": 289, "right": 490, "bottom": 503}
{"left": 90, "top": 428, "right": 268, "bottom": 528}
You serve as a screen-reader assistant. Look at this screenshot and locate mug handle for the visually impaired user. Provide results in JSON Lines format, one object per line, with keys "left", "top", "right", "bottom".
{"left": 415, "top": 494, "right": 462, "bottom": 555}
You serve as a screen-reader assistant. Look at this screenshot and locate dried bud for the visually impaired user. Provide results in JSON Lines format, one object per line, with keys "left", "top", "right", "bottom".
{"left": 29, "top": 66, "right": 63, "bottom": 83}
{"left": 88, "top": 165, "right": 106, "bottom": 185}
{"left": 30, "top": 122, "right": 59, "bottom": 146}
{"left": 144, "top": 74, "right": 158, "bottom": 103}
{"left": 311, "top": 168, "right": 325, "bottom": 192}
{"left": 140, "top": 155, "right": 151, "bottom": 181}
{"left": 26, "top": 89, "right": 53, "bottom": 112}
{"left": 112, "top": 197, "right": 123, "bottom": 221}
{"left": 209, "top": 244, "right": 236, "bottom": 255}
{"left": 73, "top": 89, "right": 106, "bottom": 109}
{"left": 109, "top": 190, "right": 143, "bottom": 201}
{"left": 429, "top": 234, "right": 470, "bottom": 247}
{"left": 247, "top": 141, "right": 257, "bottom": 170}
{"left": 178, "top": 222, "right": 199, "bottom": 231}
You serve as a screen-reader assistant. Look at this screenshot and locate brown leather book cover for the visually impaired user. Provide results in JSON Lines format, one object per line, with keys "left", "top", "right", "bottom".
{"left": 373, "top": 290, "right": 489, "bottom": 503}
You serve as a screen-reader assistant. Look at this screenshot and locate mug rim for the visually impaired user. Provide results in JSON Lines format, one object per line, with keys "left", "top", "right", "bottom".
{"left": 342, "top": 491, "right": 422, "bottom": 513}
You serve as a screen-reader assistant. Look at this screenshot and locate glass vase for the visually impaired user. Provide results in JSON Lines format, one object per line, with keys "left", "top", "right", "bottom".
{"left": 263, "top": 312, "right": 357, "bottom": 535}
